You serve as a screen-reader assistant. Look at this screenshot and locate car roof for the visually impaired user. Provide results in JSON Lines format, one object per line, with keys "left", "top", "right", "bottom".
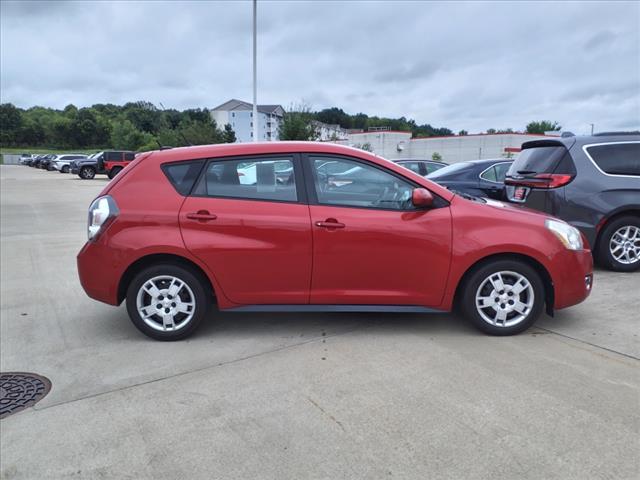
{"left": 394, "top": 159, "right": 447, "bottom": 164}
{"left": 114, "top": 142, "right": 456, "bottom": 201}
{"left": 463, "top": 158, "right": 511, "bottom": 165}
{"left": 523, "top": 133, "right": 640, "bottom": 150}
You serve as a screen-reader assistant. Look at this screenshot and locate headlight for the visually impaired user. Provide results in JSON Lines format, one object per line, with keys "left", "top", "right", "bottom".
{"left": 545, "top": 219, "right": 583, "bottom": 250}
{"left": 88, "top": 195, "right": 119, "bottom": 240}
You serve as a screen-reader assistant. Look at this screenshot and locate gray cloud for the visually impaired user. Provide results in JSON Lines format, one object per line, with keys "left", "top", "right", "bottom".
{"left": 1, "top": 0, "right": 638, "bottom": 134}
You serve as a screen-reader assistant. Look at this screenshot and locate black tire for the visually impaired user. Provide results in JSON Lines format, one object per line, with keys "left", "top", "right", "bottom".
{"left": 460, "top": 259, "right": 545, "bottom": 336}
{"left": 79, "top": 166, "right": 95, "bottom": 179}
{"left": 61, "top": 165, "right": 69, "bottom": 173}
{"left": 125, "top": 263, "right": 211, "bottom": 341}
{"left": 108, "top": 167, "right": 123, "bottom": 179}
{"left": 595, "top": 215, "right": 640, "bottom": 272}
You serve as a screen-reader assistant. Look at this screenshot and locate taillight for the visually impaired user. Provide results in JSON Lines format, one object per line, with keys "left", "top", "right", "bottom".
{"left": 505, "top": 173, "right": 574, "bottom": 189}
{"left": 87, "top": 195, "right": 119, "bottom": 241}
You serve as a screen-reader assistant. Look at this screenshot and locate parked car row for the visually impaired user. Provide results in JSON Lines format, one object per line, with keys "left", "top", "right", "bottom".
{"left": 21, "top": 150, "right": 136, "bottom": 179}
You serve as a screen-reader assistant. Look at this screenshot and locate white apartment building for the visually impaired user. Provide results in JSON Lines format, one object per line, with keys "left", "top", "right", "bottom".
{"left": 311, "top": 120, "right": 349, "bottom": 141}
{"left": 211, "top": 99, "right": 284, "bottom": 143}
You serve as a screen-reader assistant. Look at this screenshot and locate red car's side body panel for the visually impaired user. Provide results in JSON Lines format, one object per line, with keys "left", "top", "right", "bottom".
{"left": 179, "top": 197, "right": 313, "bottom": 304}
{"left": 439, "top": 197, "right": 593, "bottom": 311}
{"left": 308, "top": 204, "right": 452, "bottom": 305}
{"left": 77, "top": 154, "right": 236, "bottom": 308}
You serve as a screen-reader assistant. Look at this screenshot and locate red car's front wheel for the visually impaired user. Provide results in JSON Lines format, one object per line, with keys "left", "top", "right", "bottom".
{"left": 460, "top": 259, "right": 545, "bottom": 335}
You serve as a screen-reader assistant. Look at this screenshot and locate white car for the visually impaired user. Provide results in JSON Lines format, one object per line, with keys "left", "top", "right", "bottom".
{"left": 51, "top": 154, "right": 88, "bottom": 173}
{"left": 237, "top": 160, "right": 293, "bottom": 185}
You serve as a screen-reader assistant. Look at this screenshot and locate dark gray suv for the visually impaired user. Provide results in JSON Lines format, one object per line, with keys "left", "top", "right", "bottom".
{"left": 505, "top": 133, "right": 640, "bottom": 272}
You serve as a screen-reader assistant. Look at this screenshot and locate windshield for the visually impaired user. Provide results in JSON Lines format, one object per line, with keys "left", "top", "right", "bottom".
{"left": 426, "top": 162, "right": 472, "bottom": 179}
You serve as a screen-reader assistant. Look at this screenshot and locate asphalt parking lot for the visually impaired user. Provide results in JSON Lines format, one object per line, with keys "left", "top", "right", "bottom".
{"left": 1, "top": 164, "right": 638, "bottom": 479}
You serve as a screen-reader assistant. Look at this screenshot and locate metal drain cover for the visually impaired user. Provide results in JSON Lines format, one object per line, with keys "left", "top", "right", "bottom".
{"left": 0, "top": 372, "right": 51, "bottom": 419}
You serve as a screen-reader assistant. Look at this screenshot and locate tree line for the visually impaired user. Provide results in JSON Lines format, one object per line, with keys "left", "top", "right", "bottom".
{"left": 279, "top": 105, "right": 561, "bottom": 141}
{"left": 0, "top": 100, "right": 561, "bottom": 150}
{"left": 0, "top": 101, "right": 236, "bottom": 151}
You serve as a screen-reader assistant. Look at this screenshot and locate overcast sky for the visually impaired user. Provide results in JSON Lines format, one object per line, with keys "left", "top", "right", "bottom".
{"left": 1, "top": 0, "right": 638, "bottom": 133}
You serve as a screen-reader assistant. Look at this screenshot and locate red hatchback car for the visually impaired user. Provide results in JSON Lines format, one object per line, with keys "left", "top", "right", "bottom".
{"left": 77, "top": 142, "right": 593, "bottom": 340}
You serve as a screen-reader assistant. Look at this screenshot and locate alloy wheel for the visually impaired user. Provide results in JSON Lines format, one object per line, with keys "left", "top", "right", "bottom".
{"left": 475, "top": 271, "right": 534, "bottom": 327}
{"left": 609, "top": 225, "right": 640, "bottom": 265}
{"left": 135, "top": 275, "right": 196, "bottom": 332}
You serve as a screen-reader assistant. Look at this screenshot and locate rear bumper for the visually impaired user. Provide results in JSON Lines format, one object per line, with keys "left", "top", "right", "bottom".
{"left": 77, "top": 240, "right": 121, "bottom": 305}
{"left": 549, "top": 248, "right": 593, "bottom": 310}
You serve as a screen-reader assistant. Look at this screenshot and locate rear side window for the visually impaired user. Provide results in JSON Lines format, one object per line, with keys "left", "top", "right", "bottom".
{"left": 193, "top": 157, "right": 297, "bottom": 202}
{"left": 480, "top": 166, "right": 497, "bottom": 182}
{"left": 509, "top": 146, "right": 567, "bottom": 174}
{"left": 426, "top": 162, "right": 445, "bottom": 174}
{"left": 163, "top": 160, "right": 205, "bottom": 195}
{"left": 585, "top": 143, "right": 640, "bottom": 176}
{"left": 494, "top": 162, "right": 511, "bottom": 181}
{"left": 399, "top": 162, "right": 422, "bottom": 174}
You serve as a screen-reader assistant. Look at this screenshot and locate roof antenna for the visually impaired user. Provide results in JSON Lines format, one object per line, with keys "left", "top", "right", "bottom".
{"left": 159, "top": 102, "right": 192, "bottom": 146}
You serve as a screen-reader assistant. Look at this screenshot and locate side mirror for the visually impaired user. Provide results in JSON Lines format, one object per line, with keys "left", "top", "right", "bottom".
{"left": 412, "top": 188, "right": 434, "bottom": 208}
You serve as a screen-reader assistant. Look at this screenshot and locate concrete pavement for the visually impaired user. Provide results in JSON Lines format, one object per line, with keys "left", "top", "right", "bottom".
{"left": 1, "top": 165, "right": 638, "bottom": 479}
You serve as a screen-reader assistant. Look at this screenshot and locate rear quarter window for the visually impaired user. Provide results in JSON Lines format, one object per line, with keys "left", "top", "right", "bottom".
{"left": 585, "top": 143, "right": 640, "bottom": 176}
{"left": 162, "top": 160, "right": 205, "bottom": 195}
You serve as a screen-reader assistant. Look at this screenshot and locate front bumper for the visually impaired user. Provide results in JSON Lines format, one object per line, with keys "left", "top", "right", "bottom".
{"left": 71, "top": 167, "right": 80, "bottom": 174}
{"left": 550, "top": 248, "right": 593, "bottom": 310}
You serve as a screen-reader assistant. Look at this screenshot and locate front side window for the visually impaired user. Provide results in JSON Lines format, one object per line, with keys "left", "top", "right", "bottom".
{"left": 105, "top": 151, "right": 122, "bottom": 161}
{"left": 124, "top": 152, "right": 135, "bottom": 161}
{"left": 586, "top": 143, "right": 640, "bottom": 176}
{"left": 310, "top": 156, "right": 415, "bottom": 210}
{"left": 194, "top": 157, "right": 297, "bottom": 202}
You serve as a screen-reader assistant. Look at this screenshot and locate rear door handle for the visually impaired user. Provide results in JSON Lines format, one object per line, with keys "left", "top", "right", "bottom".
{"left": 186, "top": 211, "right": 218, "bottom": 221}
{"left": 315, "top": 219, "right": 345, "bottom": 229}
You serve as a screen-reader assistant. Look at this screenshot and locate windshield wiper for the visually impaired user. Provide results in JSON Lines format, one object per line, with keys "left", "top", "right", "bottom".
{"left": 452, "top": 190, "right": 486, "bottom": 203}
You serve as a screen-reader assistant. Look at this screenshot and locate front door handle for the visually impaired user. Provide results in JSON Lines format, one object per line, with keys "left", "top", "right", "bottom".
{"left": 186, "top": 210, "right": 218, "bottom": 221}
{"left": 315, "top": 219, "right": 345, "bottom": 229}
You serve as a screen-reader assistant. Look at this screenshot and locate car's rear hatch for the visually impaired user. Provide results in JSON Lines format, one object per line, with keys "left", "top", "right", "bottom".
{"left": 504, "top": 139, "right": 576, "bottom": 213}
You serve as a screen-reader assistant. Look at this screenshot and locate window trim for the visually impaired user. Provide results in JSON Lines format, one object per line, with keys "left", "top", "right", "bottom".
{"left": 479, "top": 161, "right": 512, "bottom": 184}
{"left": 302, "top": 153, "right": 446, "bottom": 212}
{"left": 582, "top": 141, "right": 640, "bottom": 178}
{"left": 188, "top": 153, "right": 307, "bottom": 204}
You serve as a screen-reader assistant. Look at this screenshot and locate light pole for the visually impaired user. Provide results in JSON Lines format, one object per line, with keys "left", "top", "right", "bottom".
{"left": 590, "top": 123, "right": 594, "bottom": 135}
{"left": 252, "top": 0, "right": 258, "bottom": 142}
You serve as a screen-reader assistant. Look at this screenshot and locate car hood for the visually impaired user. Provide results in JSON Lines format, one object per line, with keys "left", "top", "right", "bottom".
{"left": 454, "top": 195, "right": 551, "bottom": 223}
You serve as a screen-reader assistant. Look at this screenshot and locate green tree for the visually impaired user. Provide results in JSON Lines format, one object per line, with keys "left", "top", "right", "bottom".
{"left": 123, "top": 101, "right": 162, "bottom": 134}
{"left": 525, "top": 120, "right": 561, "bottom": 134}
{"left": 486, "top": 128, "right": 497, "bottom": 134}
{"left": 458, "top": 130, "right": 468, "bottom": 136}
{"left": 279, "top": 104, "right": 318, "bottom": 141}
{"left": 223, "top": 123, "right": 237, "bottom": 143}
{"left": 432, "top": 152, "right": 443, "bottom": 161}
{"left": 111, "top": 118, "right": 153, "bottom": 150}
{"left": 0, "top": 103, "right": 23, "bottom": 146}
